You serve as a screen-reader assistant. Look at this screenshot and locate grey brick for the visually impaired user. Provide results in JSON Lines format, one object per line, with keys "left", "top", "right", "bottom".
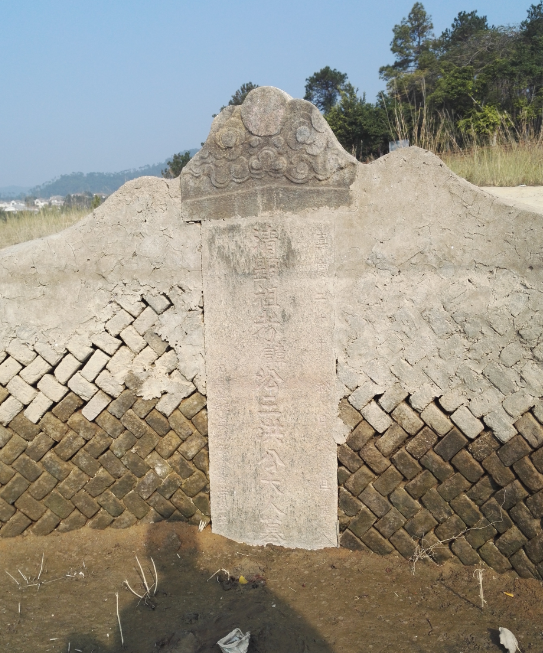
{"left": 98, "top": 451, "right": 126, "bottom": 478}
{"left": 25, "top": 432, "right": 54, "bottom": 461}
{"left": 71, "top": 489, "right": 100, "bottom": 518}
{"left": 121, "top": 451, "right": 149, "bottom": 478}
{"left": 52, "top": 393, "right": 84, "bottom": 422}
{"left": 391, "top": 448, "right": 422, "bottom": 480}
{"left": 375, "top": 507, "right": 406, "bottom": 538}
{"left": 12, "top": 453, "right": 42, "bottom": 482}
{"left": 29, "top": 471, "right": 57, "bottom": 501}
{"left": 168, "top": 410, "right": 194, "bottom": 439}
{"left": 510, "top": 502, "right": 540, "bottom": 539}
{"left": 339, "top": 487, "right": 362, "bottom": 516}
{"left": 15, "top": 492, "right": 46, "bottom": 521}
{"left": 373, "top": 466, "right": 403, "bottom": 496}
{"left": 437, "top": 473, "right": 471, "bottom": 502}
{"left": 72, "top": 449, "right": 101, "bottom": 477}
{"left": 135, "top": 470, "right": 162, "bottom": 500}
{"left": 54, "top": 431, "right": 85, "bottom": 460}
{"left": 84, "top": 431, "right": 112, "bottom": 458}
{"left": 337, "top": 444, "right": 362, "bottom": 473}
{"left": 405, "top": 509, "right": 437, "bottom": 538}
{"left": 434, "top": 515, "right": 467, "bottom": 541}
{"left": 405, "top": 470, "right": 438, "bottom": 499}
{"left": 145, "top": 409, "right": 171, "bottom": 436}
{"left": 97, "top": 490, "right": 125, "bottom": 517}
{"left": 375, "top": 424, "right": 408, "bottom": 457}
{"left": 178, "top": 433, "right": 206, "bottom": 461}
{"left": 513, "top": 456, "right": 543, "bottom": 491}
{"left": 405, "top": 426, "right": 438, "bottom": 459}
{"left": 465, "top": 518, "right": 497, "bottom": 549}
{"left": 420, "top": 450, "right": 454, "bottom": 482}
{"left": 179, "top": 392, "right": 206, "bottom": 420}
{"left": 346, "top": 420, "right": 374, "bottom": 451}
{"left": 390, "top": 487, "right": 421, "bottom": 519}
{"left": 95, "top": 411, "right": 124, "bottom": 438}
{"left": 88, "top": 509, "right": 114, "bottom": 530}
{"left": 450, "top": 494, "right": 482, "bottom": 527}
{"left": 359, "top": 442, "right": 390, "bottom": 474}
{"left": 29, "top": 510, "right": 61, "bottom": 536}
{"left": 482, "top": 452, "right": 515, "bottom": 486}
{"left": 182, "top": 471, "right": 207, "bottom": 497}
{"left": 468, "top": 431, "right": 500, "bottom": 462}
{"left": 451, "top": 449, "right": 484, "bottom": 482}
{"left": 110, "top": 430, "right": 137, "bottom": 458}
{"left": 421, "top": 488, "right": 454, "bottom": 523}
{"left": 496, "top": 526, "right": 527, "bottom": 558}
{"left": 451, "top": 536, "right": 481, "bottom": 566}
{"left": 191, "top": 409, "right": 208, "bottom": 436}
{"left": 57, "top": 468, "right": 90, "bottom": 500}
{"left": 110, "top": 472, "right": 137, "bottom": 499}
{"left": 515, "top": 412, "right": 543, "bottom": 448}
{"left": 44, "top": 490, "right": 74, "bottom": 519}
{"left": 498, "top": 435, "right": 532, "bottom": 467}
{"left": 170, "top": 489, "right": 196, "bottom": 518}
{"left": 510, "top": 549, "right": 539, "bottom": 579}
{"left": 108, "top": 390, "right": 137, "bottom": 419}
{"left": 0, "top": 473, "right": 30, "bottom": 504}
{"left": 479, "top": 541, "right": 512, "bottom": 573}
{"left": 85, "top": 468, "right": 115, "bottom": 497}
{"left": 390, "top": 528, "right": 418, "bottom": 559}
{"left": 360, "top": 485, "right": 391, "bottom": 517}
{"left": 57, "top": 510, "right": 87, "bottom": 533}
{"left": 156, "top": 473, "right": 183, "bottom": 499}
{"left": 494, "top": 480, "right": 528, "bottom": 510}
{"left": 123, "top": 490, "right": 150, "bottom": 518}
{"left": 391, "top": 402, "right": 423, "bottom": 435}
{"left": 361, "top": 528, "right": 394, "bottom": 555}
{"left": 0, "top": 433, "right": 27, "bottom": 464}
{"left": 434, "top": 428, "right": 468, "bottom": 461}
{"left": 0, "top": 512, "right": 31, "bottom": 537}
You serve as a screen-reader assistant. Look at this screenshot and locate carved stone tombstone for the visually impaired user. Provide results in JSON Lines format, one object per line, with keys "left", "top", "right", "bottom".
{"left": 182, "top": 87, "right": 357, "bottom": 548}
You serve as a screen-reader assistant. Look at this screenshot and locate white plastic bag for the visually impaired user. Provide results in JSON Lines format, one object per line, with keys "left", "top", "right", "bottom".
{"left": 499, "top": 627, "right": 519, "bottom": 653}
{"left": 217, "top": 628, "right": 251, "bottom": 653}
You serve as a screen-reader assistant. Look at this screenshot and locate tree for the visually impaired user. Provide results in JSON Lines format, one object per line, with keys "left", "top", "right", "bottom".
{"left": 227, "top": 82, "right": 259, "bottom": 106}
{"left": 325, "top": 85, "right": 392, "bottom": 160}
{"left": 439, "top": 10, "right": 489, "bottom": 48}
{"left": 380, "top": 2, "right": 434, "bottom": 79}
{"left": 161, "top": 151, "right": 192, "bottom": 179}
{"left": 215, "top": 82, "right": 260, "bottom": 115}
{"left": 304, "top": 66, "right": 348, "bottom": 114}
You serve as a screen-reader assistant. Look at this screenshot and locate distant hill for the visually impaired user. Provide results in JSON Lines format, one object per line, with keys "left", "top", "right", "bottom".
{"left": 0, "top": 186, "right": 31, "bottom": 199}
{"left": 27, "top": 149, "right": 199, "bottom": 198}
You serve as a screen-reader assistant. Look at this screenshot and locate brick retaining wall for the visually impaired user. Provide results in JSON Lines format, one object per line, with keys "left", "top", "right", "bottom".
{"left": 0, "top": 295, "right": 209, "bottom": 537}
{"left": 337, "top": 387, "right": 543, "bottom": 579}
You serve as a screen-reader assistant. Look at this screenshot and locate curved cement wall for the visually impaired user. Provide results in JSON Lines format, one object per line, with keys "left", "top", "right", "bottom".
{"left": 0, "top": 88, "right": 542, "bottom": 577}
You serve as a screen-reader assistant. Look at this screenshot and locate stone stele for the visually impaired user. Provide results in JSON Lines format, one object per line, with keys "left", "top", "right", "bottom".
{"left": 194, "top": 87, "right": 356, "bottom": 548}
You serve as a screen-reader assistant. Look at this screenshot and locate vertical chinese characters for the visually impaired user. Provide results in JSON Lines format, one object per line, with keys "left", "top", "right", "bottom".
{"left": 253, "top": 224, "right": 287, "bottom": 545}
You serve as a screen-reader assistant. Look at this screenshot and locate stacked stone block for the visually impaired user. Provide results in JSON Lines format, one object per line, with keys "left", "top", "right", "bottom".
{"left": 0, "top": 294, "right": 209, "bottom": 537}
{"left": 338, "top": 386, "right": 543, "bottom": 579}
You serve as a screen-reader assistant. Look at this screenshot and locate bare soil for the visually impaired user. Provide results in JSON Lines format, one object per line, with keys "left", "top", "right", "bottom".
{"left": 0, "top": 522, "right": 541, "bottom": 652}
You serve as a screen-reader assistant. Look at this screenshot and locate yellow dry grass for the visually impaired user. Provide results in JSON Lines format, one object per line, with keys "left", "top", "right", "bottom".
{"left": 440, "top": 142, "right": 543, "bottom": 187}
{"left": 0, "top": 207, "right": 89, "bottom": 250}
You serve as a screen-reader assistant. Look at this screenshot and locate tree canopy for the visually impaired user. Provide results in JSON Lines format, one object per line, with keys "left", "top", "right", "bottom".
{"left": 161, "top": 151, "right": 192, "bottom": 179}
{"left": 304, "top": 67, "right": 349, "bottom": 114}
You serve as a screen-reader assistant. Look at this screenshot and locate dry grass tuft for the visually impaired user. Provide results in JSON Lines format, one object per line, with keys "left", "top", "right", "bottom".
{"left": 440, "top": 142, "right": 543, "bottom": 187}
{"left": 0, "top": 207, "right": 89, "bottom": 250}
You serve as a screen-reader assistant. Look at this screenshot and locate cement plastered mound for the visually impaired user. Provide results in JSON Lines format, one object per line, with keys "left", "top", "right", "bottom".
{"left": 0, "top": 87, "right": 542, "bottom": 556}
{"left": 337, "top": 149, "right": 543, "bottom": 442}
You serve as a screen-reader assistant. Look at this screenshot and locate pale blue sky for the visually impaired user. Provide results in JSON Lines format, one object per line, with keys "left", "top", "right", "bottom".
{"left": 0, "top": 0, "right": 532, "bottom": 187}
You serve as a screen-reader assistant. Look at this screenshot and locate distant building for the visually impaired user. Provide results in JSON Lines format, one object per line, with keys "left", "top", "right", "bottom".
{"left": 34, "top": 198, "right": 49, "bottom": 209}
{"left": 4, "top": 200, "right": 28, "bottom": 213}
{"left": 49, "top": 196, "right": 64, "bottom": 207}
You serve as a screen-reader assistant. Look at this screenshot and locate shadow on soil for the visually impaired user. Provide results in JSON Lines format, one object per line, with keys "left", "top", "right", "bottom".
{"left": 62, "top": 521, "right": 335, "bottom": 653}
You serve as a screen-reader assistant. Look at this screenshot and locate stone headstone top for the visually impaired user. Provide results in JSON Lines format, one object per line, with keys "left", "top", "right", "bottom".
{"left": 181, "top": 86, "right": 357, "bottom": 220}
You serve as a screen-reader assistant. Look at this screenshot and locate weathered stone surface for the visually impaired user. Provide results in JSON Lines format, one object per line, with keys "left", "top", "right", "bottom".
{"left": 181, "top": 87, "right": 357, "bottom": 221}
{"left": 203, "top": 213, "right": 339, "bottom": 548}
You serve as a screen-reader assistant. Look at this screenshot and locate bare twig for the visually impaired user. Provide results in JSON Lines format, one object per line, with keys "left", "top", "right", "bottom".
{"left": 135, "top": 556, "right": 150, "bottom": 595}
{"left": 123, "top": 580, "right": 143, "bottom": 600}
{"left": 37, "top": 553, "right": 44, "bottom": 581}
{"left": 151, "top": 558, "right": 158, "bottom": 596}
{"left": 6, "top": 571, "right": 20, "bottom": 587}
{"left": 208, "top": 568, "right": 230, "bottom": 582}
{"left": 474, "top": 567, "right": 487, "bottom": 610}
{"left": 116, "top": 592, "right": 124, "bottom": 647}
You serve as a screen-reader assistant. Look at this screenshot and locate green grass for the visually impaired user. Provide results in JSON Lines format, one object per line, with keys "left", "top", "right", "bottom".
{"left": 0, "top": 207, "right": 89, "bottom": 250}
{"left": 440, "top": 142, "right": 543, "bottom": 187}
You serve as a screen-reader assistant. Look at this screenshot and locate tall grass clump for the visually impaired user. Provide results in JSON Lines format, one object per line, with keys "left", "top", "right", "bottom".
{"left": 0, "top": 207, "right": 89, "bottom": 250}
{"left": 385, "top": 84, "right": 543, "bottom": 187}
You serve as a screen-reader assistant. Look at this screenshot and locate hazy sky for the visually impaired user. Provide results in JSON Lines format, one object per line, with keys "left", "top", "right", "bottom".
{"left": 0, "top": 0, "right": 532, "bottom": 187}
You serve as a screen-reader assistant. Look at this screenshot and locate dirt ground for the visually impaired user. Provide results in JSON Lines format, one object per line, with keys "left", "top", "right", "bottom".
{"left": 0, "top": 522, "right": 541, "bottom": 652}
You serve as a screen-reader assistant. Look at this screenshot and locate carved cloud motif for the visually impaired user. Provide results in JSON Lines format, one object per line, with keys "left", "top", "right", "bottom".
{"left": 183, "top": 87, "right": 356, "bottom": 191}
